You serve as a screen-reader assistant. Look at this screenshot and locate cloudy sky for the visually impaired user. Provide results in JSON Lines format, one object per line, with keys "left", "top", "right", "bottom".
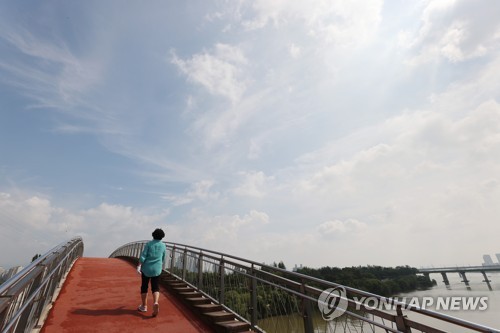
{"left": 1, "top": 0, "right": 499, "bottom": 269}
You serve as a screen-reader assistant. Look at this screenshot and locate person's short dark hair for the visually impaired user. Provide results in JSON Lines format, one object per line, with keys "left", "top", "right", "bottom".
{"left": 152, "top": 228, "right": 165, "bottom": 240}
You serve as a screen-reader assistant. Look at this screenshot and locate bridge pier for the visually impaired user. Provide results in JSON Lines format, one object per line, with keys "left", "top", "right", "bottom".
{"left": 481, "top": 271, "right": 493, "bottom": 291}
{"left": 441, "top": 272, "right": 450, "bottom": 288}
{"left": 422, "top": 268, "right": 497, "bottom": 291}
{"left": 458, "top": 271, "right": 471, "bottom": 290}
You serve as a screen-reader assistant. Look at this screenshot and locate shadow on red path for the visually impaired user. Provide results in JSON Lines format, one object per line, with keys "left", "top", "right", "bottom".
{"left": 41, "top": 258, "right": 214, "bottom": 333}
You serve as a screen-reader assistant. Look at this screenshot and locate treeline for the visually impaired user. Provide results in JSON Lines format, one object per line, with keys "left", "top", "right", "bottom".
{"left": 296, "top": 265, "right": 436, "bottom": 296}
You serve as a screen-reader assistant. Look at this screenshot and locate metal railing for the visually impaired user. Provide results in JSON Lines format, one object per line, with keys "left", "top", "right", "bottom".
{"left": 0, "top": 237, "right": 84, "bottom": 333}
{"left": 110, "top": 241, "right": 499, "bottom": 333}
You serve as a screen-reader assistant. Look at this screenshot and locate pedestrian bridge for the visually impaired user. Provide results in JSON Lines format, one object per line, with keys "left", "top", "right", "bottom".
{"left": 0, "top": 238, "right": 498, "bottom": 333}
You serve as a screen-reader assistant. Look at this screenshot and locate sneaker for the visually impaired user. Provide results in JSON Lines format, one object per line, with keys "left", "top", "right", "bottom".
{"left": 138, "top": 305, "right": 147, "bottom": 312}
{"left": 152, "top": 303, "right": 159, "bottom": 317}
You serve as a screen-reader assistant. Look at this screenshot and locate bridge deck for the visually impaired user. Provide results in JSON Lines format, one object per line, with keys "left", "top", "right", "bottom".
{"left": 40, "top": 257, "right": 213, "bottom": 333}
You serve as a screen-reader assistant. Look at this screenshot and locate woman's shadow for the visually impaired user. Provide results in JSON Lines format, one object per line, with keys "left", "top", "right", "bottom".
{"left": 72, "top": 306, "right": 154, "bottom": 320}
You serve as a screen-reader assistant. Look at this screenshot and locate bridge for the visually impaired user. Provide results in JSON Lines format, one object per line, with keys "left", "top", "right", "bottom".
{"left": 418, "top": 266, "right": 500, "bottom": 291}
{"left": 1, "top": 238, "right": 498, "bottom": 333}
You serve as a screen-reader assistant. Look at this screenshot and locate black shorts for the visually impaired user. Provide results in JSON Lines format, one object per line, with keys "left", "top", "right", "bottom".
{"left": 141, "top": 273, "right": 160, "bottom": 293}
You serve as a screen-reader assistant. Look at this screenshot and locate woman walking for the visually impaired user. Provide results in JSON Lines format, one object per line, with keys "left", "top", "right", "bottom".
{"left": 137, "top": 228, "right": 166, "bottom": 317}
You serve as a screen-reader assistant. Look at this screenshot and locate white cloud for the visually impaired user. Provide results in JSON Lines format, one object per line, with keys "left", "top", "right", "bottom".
{"left": 232, "top": 171, "right": 272, "bottom": 198}
{"left": 243, "top": 0, "right": 383, "bottom": 46}
{"left": 402, "top": 0, "right": 500, "bottom": 65}
{"left": 188, "top": 180, "right": 219, "bottom": 201}
{"left": 317, "top": 219, "right": 367, "bottom": 235}
{"left": 204, "top": 1, "right": 245, "bottom": 24}
{"left": 162, "top": 180, "right": 219, "bottom": 206}
{"left": 0, "top": 28, "right": 102, "bottom": 113}
{"left": 429, "top": 56, "right": 500, "bottom": 115}
{"left": 301, "top": 101, "right": 500, "bottom": 199}
{"left": 0, "top": 195, "right": 53, "bottom": 231}
{"left": 289, "top": 43, "right": 301, "bottom": 58}
{"left": 248, "top": 139, "right": 262, "bottom": 159}
{"left": 178, "top": 209, "right": 270, "bottom": 255}
{"left": 170, "top": 44, "right": 248, "bottom": 103}
{"left": 0, "top": 191, "right": 168, "bottom": 267}
{"left": 286, "top": 98, "right": 500, "bottom": 265}
{"left": 2, "top": 1, "right": 500, "bottom": 271}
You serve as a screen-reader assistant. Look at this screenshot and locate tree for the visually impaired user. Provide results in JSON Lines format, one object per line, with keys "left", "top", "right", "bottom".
{"left": 296, "top": 265, "right": 432, "bottom": 296}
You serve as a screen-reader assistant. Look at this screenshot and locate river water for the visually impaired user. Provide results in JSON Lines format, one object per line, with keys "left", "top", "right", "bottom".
{"left": 397, "top": 271, "right": 500, "bottom": 332}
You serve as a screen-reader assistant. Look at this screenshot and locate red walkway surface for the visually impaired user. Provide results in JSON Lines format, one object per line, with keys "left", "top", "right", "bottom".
{"left": 41, "top": 257, "right": 214, "bottom": 333}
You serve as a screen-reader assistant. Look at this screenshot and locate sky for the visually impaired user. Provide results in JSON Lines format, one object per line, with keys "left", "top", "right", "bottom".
{"left": 1, "top": 0, "right": 500, "bottom": 270}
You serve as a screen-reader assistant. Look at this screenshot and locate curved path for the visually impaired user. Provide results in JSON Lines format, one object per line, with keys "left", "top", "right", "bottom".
{"left": 41, "top": 257, "right": 214, "bottom": 333}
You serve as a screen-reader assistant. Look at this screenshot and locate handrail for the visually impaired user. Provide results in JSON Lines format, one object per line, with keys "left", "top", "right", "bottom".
{"left": 0, "top": 237, "right": 84, "bottom": 333}
{"left": 110, "top": 241, "right": 499, "bottom": 333}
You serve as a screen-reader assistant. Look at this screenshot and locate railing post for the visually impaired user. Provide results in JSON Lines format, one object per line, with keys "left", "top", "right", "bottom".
{"left": 170, "top": 245, "right": 176, "bottom": 273}
{"left": 395, "top": 304, "right": 412, "bottom": 333}
{"left": 15, "top": 264, "right": 48, "bottom": 333}
{"left": 219, "top": 258, "right": 225, "bottom": 304}
{"left": 300, "top": 280, "right": 314, "bottom": 333}
{"left": 182, "top": 248, "right": 188, "bottom": 280}
{"left": 0, "top": 296, "right": 12, "bottom": 330}
{"left": 250, "top": 265, "right": 258, "bottom": 329}
{"left": 197, "top": 251, "right": 203, "bottom": 289}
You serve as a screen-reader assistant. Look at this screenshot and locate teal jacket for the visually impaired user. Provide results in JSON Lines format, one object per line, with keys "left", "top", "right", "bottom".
{"left": 139, "top": 240, "right": 166, "bottom": 277}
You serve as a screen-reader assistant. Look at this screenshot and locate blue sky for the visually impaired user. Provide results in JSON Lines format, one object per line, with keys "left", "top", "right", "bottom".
{"left": 1, "top": 0, "right": 500, "bottom": 269}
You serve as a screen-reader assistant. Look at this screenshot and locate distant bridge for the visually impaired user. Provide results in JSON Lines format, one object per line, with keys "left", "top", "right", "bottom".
{"left": 418, "top": 266, "right": 500, "bottom": 290}
{"left": 1, "top": 237, "right": 499, "bottom": 333}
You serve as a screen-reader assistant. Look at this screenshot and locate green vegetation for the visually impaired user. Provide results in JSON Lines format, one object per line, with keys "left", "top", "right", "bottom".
{"left": 219, "top": 263, "right": 435, "bottom": 321}
{"left": 224, "top": 285, "right": 299, "bottom": 320}
{"left": 170, "top": 261, "right": 435, "bottom": 322}
{"left": 296, "top": 265, "right": 436, "bottom": 296}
